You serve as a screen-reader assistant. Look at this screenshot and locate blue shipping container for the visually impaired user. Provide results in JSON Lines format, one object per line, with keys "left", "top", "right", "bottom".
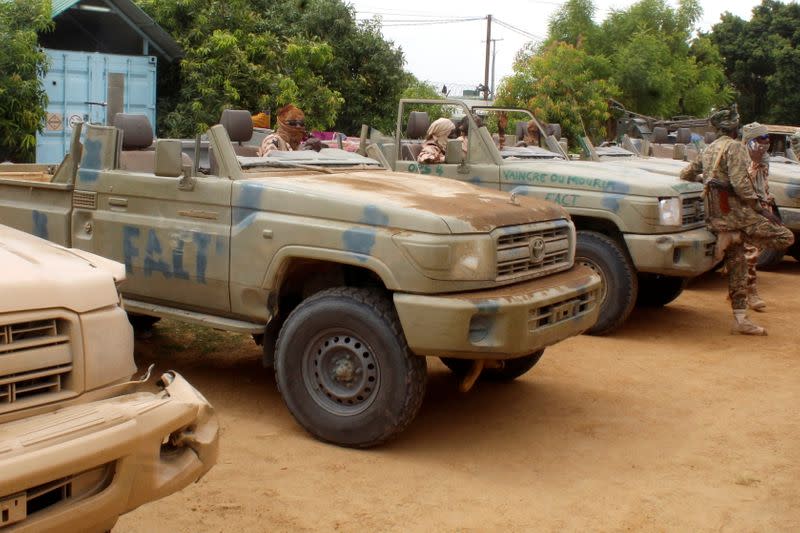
{"left": 37, "top": 49, "right": 157, "bottom": 164}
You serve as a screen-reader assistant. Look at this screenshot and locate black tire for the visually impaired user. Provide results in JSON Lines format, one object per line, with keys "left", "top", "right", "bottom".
{"left": 757, "top": 248, "right": 785, "bottom": 269}
{"left": 636, "top": 274, "right": 688, "bottom": 307}
{"left": 274, "top": 287, "right": 427, "bottom": 448}
{"left": 790, "top": 238, "right": 800, "bottom": 262}
{"left": 575, "top": 231, "right": 638, "bottom": 335}
{"left": 440, "top": 350, "right": 544, "bottom": 382}
{"left": 127, "top": 313, "right": 160, "bottom": 332}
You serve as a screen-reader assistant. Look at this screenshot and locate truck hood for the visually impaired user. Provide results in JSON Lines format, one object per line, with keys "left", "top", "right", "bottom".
{"left": 234, "top": 169, "right": 568, "bottom": 233}
{"left": 0, "top": 225, "right": 123, "bottom": 314}
{"left": 502, "top": 159, "right": 703, "bottom": 196}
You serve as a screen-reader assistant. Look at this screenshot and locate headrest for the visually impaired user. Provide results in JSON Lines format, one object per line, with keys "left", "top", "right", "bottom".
{"left": 545, "top": 123, "right": 562, "bottom": 139}
{"left": 221, "top": 109, "right": 254, "bottom": 143}
{"left": 515, "top": 121, "right": 528, "bottom": 140}
{"left": 406, "top": 111, "right": 430, "bottom": 139}
{"left": 113, "top": 114, "right": 154, "bottom": 150}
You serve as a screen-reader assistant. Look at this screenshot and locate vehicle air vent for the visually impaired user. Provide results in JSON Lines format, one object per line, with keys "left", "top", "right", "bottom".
{"left": 0, "top": 365, "right": 72, "bottom": 404}
{"left": 72, "top": 190, "right": 97, "bottom": 210}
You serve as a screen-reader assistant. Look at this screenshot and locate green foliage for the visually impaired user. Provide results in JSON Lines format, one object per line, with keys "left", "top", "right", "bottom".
{"left": 710, "top": 0, "right": 800, "bottom": 124}
{"left": 508, "top": 0, "right": 731, "bottom": 134}
{"left": 138, "top": 0, "right": 409, "bottom": 137}
{"left": 0, "top": 0, "right": 52, "bottom": 162}
{"left": 496, "top": 42, "right": 619, "bottom": 142}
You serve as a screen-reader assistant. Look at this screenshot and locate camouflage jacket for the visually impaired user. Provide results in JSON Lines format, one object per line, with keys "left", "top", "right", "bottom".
{"left": 258, "top": 133, "right": 292, "bottom": 157}
{"left": 680, "top": 136, "right": 762, "bottom": 231}
{"left": 417, "top": 140, "right": 445, "bottom": 164}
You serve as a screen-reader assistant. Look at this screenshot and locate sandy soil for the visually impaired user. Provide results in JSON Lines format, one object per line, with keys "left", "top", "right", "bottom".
{"left": 116, "top": 262, "right": 800, "bottom": 532}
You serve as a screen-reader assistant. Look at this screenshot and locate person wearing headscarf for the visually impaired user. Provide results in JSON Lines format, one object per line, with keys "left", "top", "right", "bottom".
{"left": 741, "top": 122, "right": 772, "bottom": 311}
{"left": 417, "top": 117, "right": 455, "bottom": 164}
{"left": 680, "top": 108, "right": 794, "bottom": 335}
{"left": 258, "top": 104, "right": 319, "bottom": 156}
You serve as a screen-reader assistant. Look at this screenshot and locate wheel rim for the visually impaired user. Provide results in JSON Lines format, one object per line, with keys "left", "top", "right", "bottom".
{"left": 576, "top": 257, "right": 608, "bottom": 304}
{"left": 303, "top": 329, "right": 380, "bottom": 416}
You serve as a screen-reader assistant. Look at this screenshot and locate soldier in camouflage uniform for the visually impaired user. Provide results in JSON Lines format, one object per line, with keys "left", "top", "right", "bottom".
{"left": 680, "top": 108, "right": 794, "bottom": 335}
{"left": 741, "top": 122, "right": 773, "bottom": 311}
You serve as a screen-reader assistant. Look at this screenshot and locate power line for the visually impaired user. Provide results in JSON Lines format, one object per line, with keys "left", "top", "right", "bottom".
{"left": 492, "top": 17, "right": 542, "bottom": 41}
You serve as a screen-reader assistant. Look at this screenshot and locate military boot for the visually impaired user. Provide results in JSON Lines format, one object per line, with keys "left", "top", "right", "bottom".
{"left": 732, "top": 310, "right": 767, "bottom": 336}
{"left": 747, "top": 287, "right": 766, "bottom": 312}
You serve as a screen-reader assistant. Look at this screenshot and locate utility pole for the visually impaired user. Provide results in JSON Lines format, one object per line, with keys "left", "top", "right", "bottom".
{"left": 490, "top": 38, "right": 503, "bottom": 98}
{"left": 483, "top": 14, "right": 491, "bottom": 101}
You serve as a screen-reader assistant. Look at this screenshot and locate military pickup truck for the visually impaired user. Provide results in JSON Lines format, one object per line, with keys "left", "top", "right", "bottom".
{"left": 382, "top": 100, "right": 717, "bottom": 335}
{"left": 0, "top": 224, "right": 217, "bottom": 532}
{"left": 0, "top": 112, "right": 601, "bottom": 448}
{"left": 599, "top": 143, "right": 800, "bottom": 267}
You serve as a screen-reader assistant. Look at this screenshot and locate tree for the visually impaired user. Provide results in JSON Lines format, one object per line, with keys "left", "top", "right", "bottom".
{"left": 710, "top": 0, "right": 800, "bottom": 124}
{"left": 138, "top": 0, "right": 344, "bottom": 136}
{"left": 0, "top": 0, "right": 52, "bottom": 162}
{"left": 495, "top": 42, "right": 619, "bottom": 143}
{"left": 137, "top": 0, "right": 410, "bottom": 137}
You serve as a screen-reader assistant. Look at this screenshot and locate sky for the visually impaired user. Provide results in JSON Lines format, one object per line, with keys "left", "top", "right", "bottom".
{"left": 346, "top": 0, "right": 765, "bottom": 96}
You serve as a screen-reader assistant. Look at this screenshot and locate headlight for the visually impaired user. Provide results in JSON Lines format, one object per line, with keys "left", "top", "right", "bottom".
{"left": 658, "top": 197, "right": 682, "bottom": 226}
{"left": 393, "top": 233, "right": 495, "bottom": 281}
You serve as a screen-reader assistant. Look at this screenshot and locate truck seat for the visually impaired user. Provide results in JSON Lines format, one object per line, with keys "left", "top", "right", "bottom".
{"left": 114, "top": 114, "right": 156, "bottom": 173}
{"left": 406, "top": 111, "right": 429, "bottom": 139}
{"left": 220, "top": 109, "right": 260, "bottom": 157}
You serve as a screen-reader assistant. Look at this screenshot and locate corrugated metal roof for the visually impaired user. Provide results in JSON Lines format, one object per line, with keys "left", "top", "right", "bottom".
{"left": 50, "top": 0, "right": 182, "bottom": 61}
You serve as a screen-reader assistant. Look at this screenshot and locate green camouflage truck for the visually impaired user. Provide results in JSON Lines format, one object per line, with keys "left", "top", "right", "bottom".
{"left": 383, "top": 100, "right": 717, "bottom": 335}
{"left": 0, "top": 113, "right": 600, "bottom": 448}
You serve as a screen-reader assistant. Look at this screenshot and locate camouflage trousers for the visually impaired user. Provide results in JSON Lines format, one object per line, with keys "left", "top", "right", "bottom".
{"left": 744, "top": 244, "right": 759, "bottom": 288}
{"left": 724, "top": 218, "right": 795, "bottom": 310}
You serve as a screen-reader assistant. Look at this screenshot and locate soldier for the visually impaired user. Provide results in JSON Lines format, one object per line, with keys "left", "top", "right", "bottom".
{"left": 680, "top": 108, "right": 794, "bottom": 335}
{"left": 257, "top": 104, "right": 321, "bottom": 156}
{"left": 417, "top": 117, "right": 455, "bottom": 164}
{"left": 741, "top": 122, "right": 773, "bottom": 311}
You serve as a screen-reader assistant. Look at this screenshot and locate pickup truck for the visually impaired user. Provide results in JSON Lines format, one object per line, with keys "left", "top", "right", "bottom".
{"left": 597, "top": 142, "right": 800, "bottom": 267}
{"left": 0, "top": 113, "right": 601, "bottom": 448}
{"left": 383, "top": 100, "right": 717, "bottom": 335}
{"left": 0, "top": 224, "right": 217, "bottom": 532}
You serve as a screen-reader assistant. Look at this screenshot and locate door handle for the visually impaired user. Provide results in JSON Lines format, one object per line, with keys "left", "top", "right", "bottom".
{"left": 108, "top": 197, "right": 128, "bottom": 208}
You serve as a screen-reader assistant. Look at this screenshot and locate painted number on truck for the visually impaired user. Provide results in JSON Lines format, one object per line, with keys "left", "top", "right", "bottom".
{"left": 123, "top": 226, "right": 210, "bottom": 283}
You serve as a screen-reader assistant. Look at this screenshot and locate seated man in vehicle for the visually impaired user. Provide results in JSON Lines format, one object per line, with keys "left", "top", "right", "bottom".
{"left": 515, "top": 120, "right": 542, "bottom": 147}
{"left": 257, "top": 104, "right": 322, "bottom": 156}
{"left": 417, "top": 117, "right": 455, "bottom": 164}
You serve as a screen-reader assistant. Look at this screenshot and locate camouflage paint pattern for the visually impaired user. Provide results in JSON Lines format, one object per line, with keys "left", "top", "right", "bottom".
{"left": 0, "top": 122, "right": 599, "bottom": 360}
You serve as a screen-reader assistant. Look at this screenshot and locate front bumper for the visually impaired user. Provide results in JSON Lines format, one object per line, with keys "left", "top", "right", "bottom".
{"left": 0, "top": 372, "right": 218, "bottom": 533}
{"left": 394, "top": 265, "right": 601, "bottom": 359}
{"left": 624, "top": 227, "right": 716, "bottom": 277}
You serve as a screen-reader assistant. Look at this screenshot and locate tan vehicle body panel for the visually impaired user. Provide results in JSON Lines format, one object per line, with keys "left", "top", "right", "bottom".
{"left": 0, "top": 122, "right": 600, "bottom": 359}
{"left": 0, "top": 225, "right": 218, "bottom": 531}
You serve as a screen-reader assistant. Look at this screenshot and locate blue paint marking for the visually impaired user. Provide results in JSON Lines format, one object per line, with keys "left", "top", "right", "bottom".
{"left": 342, "top": 205, "right": 389, "bottom": 261}
{"left": 786, "top": 185, "right": 800, "bottom": 199}
{"left": 232, "top": 207, "right": 257, "bottom": 227}
{"left": 77, "top": 138, "right": 103, "bottom": 183}
{"left": 601, "top": 193, "right": 625, "bottom": 212}
{"left": 193, "top": 232, "right": 211, "bottom": 284}
{"left": 469, "top": 175, "right": 482, "bottom": 185}
{"left": 475, "top": 301, "right": 500, "bottom": 314}
{"left": 237, "top": 182, "right": 264, "bottom": 210}
{"left": 32, "top": 211, "right": 48, "bottom": 240}
{"left": 144, "top": 229, "right": 172, "bottom": 278}
{"left": 122, "top": 226, "right": 140, "bottom": 274}
{"left": 172, "top": 240, "right": 190, "bottom": 280}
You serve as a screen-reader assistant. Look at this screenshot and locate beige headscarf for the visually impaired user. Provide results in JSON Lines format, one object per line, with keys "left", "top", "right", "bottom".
{"left": 425, "top": 118, "right": 455, "bottom": 150}
{"left": 742, "top": 122, "right": 768, "bottom": 143}
{"left": 275, "top": 104, "right": 306, "bottom": 149}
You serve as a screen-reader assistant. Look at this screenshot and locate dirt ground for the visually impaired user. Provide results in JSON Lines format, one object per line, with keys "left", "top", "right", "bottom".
{"left": 116, "top": 262, "right": 800, "bottom": 532}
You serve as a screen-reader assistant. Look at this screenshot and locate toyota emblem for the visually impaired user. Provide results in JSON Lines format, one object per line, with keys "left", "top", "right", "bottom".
{"left": 529, "top": 237, "right": 546, "bottom": 263}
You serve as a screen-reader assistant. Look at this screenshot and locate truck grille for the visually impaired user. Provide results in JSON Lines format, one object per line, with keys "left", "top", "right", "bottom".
{"left": 528, "top": 289, "right": 599, "bottom": 331}
{"left": 496, "top": 221, "right": 572, "bottom": 281}
{"left": 0, "top": 318, "right": 72, "bottom": 405}
{"left": 682, "top": 195, "right": 705, "bottom": 226}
